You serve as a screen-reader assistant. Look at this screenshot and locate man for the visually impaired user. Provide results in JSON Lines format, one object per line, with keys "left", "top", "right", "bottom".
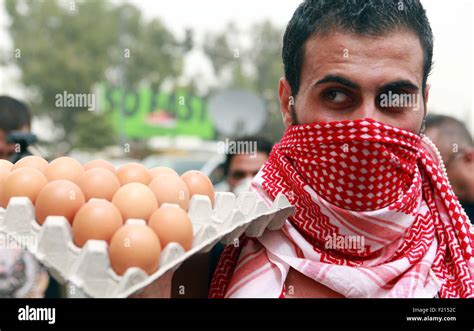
{"left": 0, "top": 96, "right": 51, "bottom": 298}
{"left": 0, "top": 96, "right": 31, "bottom": 160}
{"left": 209, "top": 0, "right": 474, "bottom": 298}
{"left": 216, "top": 136, "right": 273, "bottom": 193}
{"left": 424, "top": 115, "right": 474, "bottom": 221}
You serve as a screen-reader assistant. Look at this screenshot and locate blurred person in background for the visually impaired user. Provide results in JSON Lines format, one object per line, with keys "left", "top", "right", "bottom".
{"left": 171, "top": 136, "right": 273, "bottom": 298}
{"left": 0, "top": 96, "right": 31, "bottom": 161}
{"left": 215, "top": 136, "right": 273, "bottom": 193}
{"left": 0, "top": 95, "right": 60, "bottom": 298}
{"left": 424, "top": 114, "right": 474, "bottom": 221}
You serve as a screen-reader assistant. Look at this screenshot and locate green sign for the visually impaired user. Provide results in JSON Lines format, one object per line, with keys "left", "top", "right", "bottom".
{"left": 98, "top": 83, "right": 215, "bottom": 139}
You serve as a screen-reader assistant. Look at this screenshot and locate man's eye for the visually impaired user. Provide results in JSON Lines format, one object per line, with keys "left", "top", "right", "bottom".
{"left": 324, "top": 89, "right": 349, "bottom": 103}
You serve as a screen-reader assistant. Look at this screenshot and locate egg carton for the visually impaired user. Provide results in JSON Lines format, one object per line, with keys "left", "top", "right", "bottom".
{"left": 0, "top": 191, "right": 294, "bottom": 298}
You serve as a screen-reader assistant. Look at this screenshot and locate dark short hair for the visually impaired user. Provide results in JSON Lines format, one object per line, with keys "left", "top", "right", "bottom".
{"left": 425, "top": 114, "right": 473, "bottom": 147}
{"left": 0, "top": 96, "right": 31, "bottom": 132}
{"left": 283, "top": 0, "right": 433, "bottom": 97}
{"left": 223, "top": 136, "right": 274, "bottom": 176}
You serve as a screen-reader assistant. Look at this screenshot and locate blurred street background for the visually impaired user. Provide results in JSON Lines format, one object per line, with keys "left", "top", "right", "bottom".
{"left": 0, "top": 0, "right": 472, "bottom": 184}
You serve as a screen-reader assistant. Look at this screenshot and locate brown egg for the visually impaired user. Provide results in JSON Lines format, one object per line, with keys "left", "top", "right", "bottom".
{"left": 112, "top": 183, "right": 158, "bottom": 221}
{"left": 0, "top": 160, "right": 13, "bottom": 208}
{"left": 45, "top": 157, "right": 84, "bottom": 184}
{"left": 149, "top": 166, "right": 178, "bottom": 179}
{"left": 149, "top": 204, "right": 193, "bottom": 251}
{"left": 2, "top": 168, "right": 48, "bottom": 207}
{"left": 109, "top": 222, "right": 161, "bottom": 276}
{"left": 35, "top": 180, "right": 85, "bottom": 225}
{"left": 116, "top": 163, "right": 151, "bottom": 186}
{"left": 12, "top": 156, "right": 49, "bottom": 174}
{"left": 84, "top": 159, "right": 116, "bottom": 174}
{"left": 149, "top": 175, "right": 190, "bottom": 211}
{"left": 181, "top": 170, "right": 215, "bottom": 206}
{"left": 0, "top": 159, "right": 13, "bottom": 171}
{"left": 72, "top": 199, "right": 123, "bottom": 247}
{"left": 78, "top": 168, "right": 120, "bottom": 201}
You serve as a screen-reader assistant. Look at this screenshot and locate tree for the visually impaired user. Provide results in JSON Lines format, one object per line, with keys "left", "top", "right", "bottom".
{"left": 202, "top": 20, "right": 286, "bottom": 142}
{"left": 73, "top": 109, "right": 117, "bottom": 152}
{"left": 3, "top": 0, "right": 184, "bottom": 152}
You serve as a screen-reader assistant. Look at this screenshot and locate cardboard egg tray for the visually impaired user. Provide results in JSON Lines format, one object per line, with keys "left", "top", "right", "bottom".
{"left": 0, "top": 192, "right": 294, "bottom": 298}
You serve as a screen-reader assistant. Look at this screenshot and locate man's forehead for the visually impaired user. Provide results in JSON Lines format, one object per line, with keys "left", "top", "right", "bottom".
{"left": 301, "top": 30, "right": 424, "bottom": 87}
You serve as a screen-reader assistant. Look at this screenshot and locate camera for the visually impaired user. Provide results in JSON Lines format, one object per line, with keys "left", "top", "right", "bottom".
{"left": 6, "top": 131, "right": 38, "bottom": 164}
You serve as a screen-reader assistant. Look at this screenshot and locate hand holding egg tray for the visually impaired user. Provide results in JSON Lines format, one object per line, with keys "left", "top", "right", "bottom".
{"left": 0, "top": 189, "right": 294, "bottom": 298}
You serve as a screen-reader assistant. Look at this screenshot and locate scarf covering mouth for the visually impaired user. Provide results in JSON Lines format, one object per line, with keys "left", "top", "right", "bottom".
{"left": 209, "top": 118, "right": 474, "bottom": 298}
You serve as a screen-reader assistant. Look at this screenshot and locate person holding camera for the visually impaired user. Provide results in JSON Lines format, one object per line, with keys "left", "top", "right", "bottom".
{"left": 0, "top": 95, "right": 51, "bottom": 298}
{"left": 0, "top": 96, "right": 32, "bottom": 161}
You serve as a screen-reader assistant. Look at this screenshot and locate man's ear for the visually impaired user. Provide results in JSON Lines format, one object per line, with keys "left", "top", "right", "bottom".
{"left": 279, "top": 78, "right": 294, "bottom": 127}
{"left": 423, "top": 84, "right": 430, "bottom": 117}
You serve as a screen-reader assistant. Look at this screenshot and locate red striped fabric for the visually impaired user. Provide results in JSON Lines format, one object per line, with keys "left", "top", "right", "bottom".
{"left": 209, "top": 118, "right": 474, "bottom": 298}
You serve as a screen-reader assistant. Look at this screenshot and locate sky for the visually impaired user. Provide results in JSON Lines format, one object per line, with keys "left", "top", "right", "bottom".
{"left": 0, "top": 0, "right": 473, "bottom": 133}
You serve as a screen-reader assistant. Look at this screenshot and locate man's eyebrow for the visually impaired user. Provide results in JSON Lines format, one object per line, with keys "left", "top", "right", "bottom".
{"left": 314, "top": 75, "right": 359, "bottom": 89}
{"left": 379, "top": 80, "right": 419, "bottom": 93}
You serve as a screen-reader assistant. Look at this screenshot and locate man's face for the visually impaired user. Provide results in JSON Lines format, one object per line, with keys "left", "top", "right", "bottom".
{"left": 0, "top": 125, "right": 30, "bottom": 160}
{"left": 0, "top": 130, "right": 16, "bottom": 161}
{"left": 446, "top": 152, "right": 474, "bottom": 203}
{"left": 424, "top": 127, "right": 452, "bottom": 164}
{"left": 446, "top": 150, "right": 474, "bottom": 203}
{"left": 424, "top": 127, "right": 474, "bottom": 203}
{"left": 227, "top": 152, "right": 268, "bottom": 192}
{"left": 279, "top": 30, "right": 428, "bottom": 133}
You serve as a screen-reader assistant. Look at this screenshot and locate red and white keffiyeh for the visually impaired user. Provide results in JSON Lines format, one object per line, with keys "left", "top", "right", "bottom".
{"left": 209, "top": 118, "right": 474, "bottom": 298}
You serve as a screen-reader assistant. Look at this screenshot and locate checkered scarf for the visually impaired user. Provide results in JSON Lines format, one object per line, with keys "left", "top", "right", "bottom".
{"left": 209, "top": 118, "right": 474, "bottom": 298}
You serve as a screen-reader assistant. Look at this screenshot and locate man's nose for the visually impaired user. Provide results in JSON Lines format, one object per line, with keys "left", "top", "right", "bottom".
{"left": 350, "top": 100, "right": 384, "bottom": 122}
